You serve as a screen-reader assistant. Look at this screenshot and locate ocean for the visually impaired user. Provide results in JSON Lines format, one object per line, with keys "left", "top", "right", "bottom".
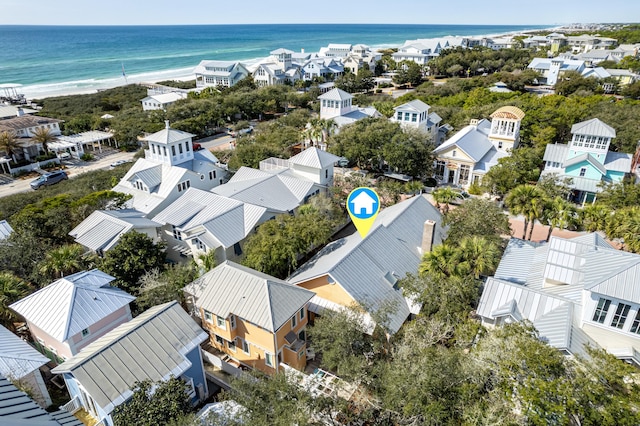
{"left": 0, "top": 24, "right": 552, "bottom": 99}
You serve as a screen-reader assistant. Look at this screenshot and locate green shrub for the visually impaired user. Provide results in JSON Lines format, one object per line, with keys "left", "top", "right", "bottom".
{"left": 467, "top": 182, "right": 484, "bottom": 196}
{"left": 80, "top": 153, "right": 94, "bottom": 161}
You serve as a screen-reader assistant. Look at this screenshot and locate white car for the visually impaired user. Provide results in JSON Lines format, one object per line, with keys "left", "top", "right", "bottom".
{"left": 109, "top": 159, "right": 129, "bottom": 169}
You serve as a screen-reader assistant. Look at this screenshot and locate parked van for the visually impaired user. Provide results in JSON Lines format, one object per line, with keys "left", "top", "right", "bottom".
{"left": 30, "top": 170, "right": 68, "bottom": 190}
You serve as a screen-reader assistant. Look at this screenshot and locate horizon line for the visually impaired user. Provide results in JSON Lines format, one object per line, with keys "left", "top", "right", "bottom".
{"left": 0, "top": 22, "right": 564, "bottom": 27}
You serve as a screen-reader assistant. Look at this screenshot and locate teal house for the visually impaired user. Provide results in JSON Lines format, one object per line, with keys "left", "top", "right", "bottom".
{"left": 540, "top": 118, "right": 633, "bottom": 204}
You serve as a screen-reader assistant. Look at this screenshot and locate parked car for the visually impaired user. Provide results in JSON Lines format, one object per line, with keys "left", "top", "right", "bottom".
{"left": 30, "top": 170, "right": 68, "bottom": 190}
{"left": 109, "top": 159, "right": 130, "bottom": 169}
{"left": 192, "top": 142, "right": 204, "bottom": 151}
{"left": 335, "top": 157, "right": 350, "bottom": 167}
{"left": 58, "top": 152, "right": 71, "bottom": 160}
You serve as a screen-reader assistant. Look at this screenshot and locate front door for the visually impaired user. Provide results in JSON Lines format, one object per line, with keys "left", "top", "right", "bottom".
{"left": 448, "top": 169, "right": 455, "bottom": 183}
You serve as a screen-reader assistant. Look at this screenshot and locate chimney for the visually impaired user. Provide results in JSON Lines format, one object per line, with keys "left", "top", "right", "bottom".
{"left": 469, "top": 119, "right": 479, "bottom": 126}
{"left": 16, "top": 107, "right": 24, "bottom": 117}
{"left": 421, "top": 220, "right": 436, "bottom": 254}
{"left": 165, "top": 120, "right": 170, "bottom": 129}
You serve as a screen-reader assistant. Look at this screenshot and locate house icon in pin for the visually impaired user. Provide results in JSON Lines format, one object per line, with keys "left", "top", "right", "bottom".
{"left": 350, "top": 190, "right": 377, "bottom": 217}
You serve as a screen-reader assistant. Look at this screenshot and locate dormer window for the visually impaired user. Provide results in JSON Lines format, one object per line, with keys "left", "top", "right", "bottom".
{"left": 177, "top": 180, "right": 191, "bottom": 192}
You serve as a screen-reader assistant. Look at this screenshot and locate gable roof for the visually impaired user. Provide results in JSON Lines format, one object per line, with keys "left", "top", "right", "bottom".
{"left": 142, "top": 92, "right": 186, "bottom": 105}
{"left": 0, "top": 325, "right": 50, "bottom": 380}
{"left": 564, "top": 152, "right": 607, "bottom": 175}
{"left": 318, "top": 88, "right": 353, "bottom": 101}
{"left": 69, "top": 209, "right": 161, "bottom": 252}
{"left": 51, "top": 301, "right": 206, "bottom": 415}
{"left": 289, "top": 147, "right": 341, "bottom": 169}
{"left": 288, "top": 195, "right": 444, "bottom": 334}
{"left": 152, "top": 188, "right": 266, "bottom": 249}
{"left": 394, "top": 99, "right": 430, "bottom": 113}
{"left": 10, "top": 270, "right": 135, "bottom": 342}
{"left": 212, "top": 167, "right": 314, "bottom": 213}
{"left": 184, "top": 261, "right": 314, "bottom": 332}
{"left": 571, "top": 118, "right": 616, "bottom": 138}
{"left": 434, "top": 120, "right": 494, "bottom": 162}
{"left": 143, "top": 124, "right": 194, "bottom": 145}
{"left": 0, "top": 375, "right": 83, "bottom": 425}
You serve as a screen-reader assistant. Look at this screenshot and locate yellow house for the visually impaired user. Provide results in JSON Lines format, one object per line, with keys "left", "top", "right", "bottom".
{"left": 433, "top": 106, "right": 525, "bottom": 188}
{"left": 183, "top": 261, "right": 314, "bottom": 374}
{"left": 288, "top": 195, "right": 444, "bottom": 335}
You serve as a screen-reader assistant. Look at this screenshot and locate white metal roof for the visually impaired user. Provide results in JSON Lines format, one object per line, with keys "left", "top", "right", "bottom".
{"left": 143, "top": 125, "right": 194, "bottom": 145}
{"left": 318, "top": 88, "right": 353, "bottom": 101}
{"left": 289, "top": 195, "right": 444, "bottom": 334}
{"left": 52, "top": 301, "right": 206, "bottom": 415}
{"left": 0, "top": 220, "right": 13, "bottom": 240}
{"left": 0, "top": 325, "right": 50, "bottom": 380}
{"left": 289, "top": 147, "right": 341, "bottom": 170}
{"left": 434, "top": 120, "right": 493, "bottom": 162}
{"left": 394, "top": 99, "right": 430, "bottom": 113}
{"left": 571, "top": 118, "right": 616, "bottom": 138}
{"left": 184, "top": 261, "right": 314, "bottom": 332}
{"left": 10, "top": 270, "right": 135, "bottom": 342}
{"left": 141, "top": 92, "right": 187, "bottom": 104}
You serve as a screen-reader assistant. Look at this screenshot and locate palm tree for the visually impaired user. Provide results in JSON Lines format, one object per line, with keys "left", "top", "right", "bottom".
{"left": 580, "top": 203, "right": 610, "bottom": 232}
{"left": 505, "top": 184, "right": 546, "bottom": 240}
{"left": 419, "top": 244, "right": 460, "bottom": 279}
{"left": 541, "top": 197, "right": 578, "bottom": 242}
{"left": 431, "top": 187, "right": 461, "bottom": 214}
{"left": 0, "top": 272, "right": 31, "bottom": 332}
{"left": 39, "top": 244, "right": 85, "bottom": 280}
{"left": 456, "top": 236, "right": 501, "bottom": 279}
{"left": 31, "top": 127, "right": 57, "bottom": 155}
{"left": 606, "top": 207, "right": 640, "bottom": 253}
{"left": 0, "top": 130, "right": 19, "bottom": 162}
{"left": 321, "top": 119, "right": 337, "bottom": 149}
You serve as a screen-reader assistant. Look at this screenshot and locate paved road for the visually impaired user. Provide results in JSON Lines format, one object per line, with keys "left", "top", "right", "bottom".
{"left": 195, "top": 134, "right": 236, "bottom": 152}
{"left": 0, "top": 150, "right": 136, "bottom": 199}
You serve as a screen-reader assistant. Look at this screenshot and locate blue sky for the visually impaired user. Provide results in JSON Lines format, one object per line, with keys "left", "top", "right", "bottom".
{"left": 1, "top": 0, "right": 638, "bottom": 25}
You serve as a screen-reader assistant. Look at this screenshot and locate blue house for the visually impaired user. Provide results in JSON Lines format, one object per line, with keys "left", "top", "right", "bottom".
{"left": 540, "top": 118, "right": 633, "bottom": 204}
{"left": 52, "top": 301, "right": 208, "bottom": 426}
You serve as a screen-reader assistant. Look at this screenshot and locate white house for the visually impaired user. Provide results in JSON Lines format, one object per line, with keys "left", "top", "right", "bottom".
{"left": 392, "top": 40, "right": 442, "bottom": 65}
{"left": 527, "top": 56, "right": 587, "bottom": 85}
{"left": 301, "top": 57, "right": 344, "bottom": 81}
{"left": 433, "top": 106, "right": 525, "bottom": 187}
{"left": 252, "top": 48, "right": 302, "bottom": 87}
{"left": 390, "top": 99, "right": 442, "bottom": 140}
{"left": 112, "top": 121, "right": 227, "bottom": 217}
{"left": 477, "top": 233, "right": 640, "bottom": 366}
{"left": 317, "top": 88, "right": 381, "bottom": 129}
{"left": 566, "top": 35, "right": 617, "bottom": 53}
{"left": 194, "top": 60, "right": 250, "bottom": 88}
{"left": 141, "top": 92, "right": 187, "bottom": 111}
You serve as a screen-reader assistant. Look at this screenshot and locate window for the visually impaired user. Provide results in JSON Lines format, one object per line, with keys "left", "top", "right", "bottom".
{"left": 227, "top": 339, "right": 236, "bottom": 352}
{"left": 214, "top": 334, "right": 224, "bottom": 346}
{"left": 230, "top": 314, "right": 236, "bottom": 329}
{"left": 291, "top": 315, "right": 297, "bottom": 328}
{"left": 452, "top": 150, "right": 457, "bottom": 157}
{"left": 298, "top": 330, "right": 306, "bottom": 342}
{"left": 209, "top": 170, "right": 216, "bottom": 180}
{"left": 459, "top": 165, "right": 470, "bottom": 185}
{"left": 178, "top": 143, "right": 183, "bottom": 154}
{"left": 411, "top": 113, "right": 417, "bottom": 122}
{"left": 396, "top": 111, "right": 402, "bottom": 120}
{"left": 171, "top": 145, "right": 176, "bottom": 156}
{"left": 193, "top": 238, "right": 206, "bottom": 252}
{"left": 300, "top": 308, "right": 305, "bottom": 320}
{"left": 592, "top": 298, "right": 612, "bottom": 323}
{"left": 233, "top": 242, "right": 242, "bottom": 256}
{"left": 404, "top": 112, "right": 410, "bottom": 121}
{"left": 325, "top": 169, "right": 328, "bottom": 179}
{"left": 435, "top": 161, "right": 446, "bottom": 180}
{"left": 81, "top": 328, "right": 90, "bottom": 338}
{"left": 298, "top": 350, "right": 305, "bottom": 359}
{"left": 162, "top": 146, "right": 167, "bottom": 156}
{"left": 204, "top": 310, "right": 213, "bottom": 323}
{"left": 151, "top": 144, "right": 156, "bottom": 154}
{"left": 265, "top": 352, "right": 274, "bottom": 367}
{"left": 498, "top": 141, "right": 503, "bottom": 149}
{"left": 630, "top": 311, "right": 640, "bottom": 334}
{"left": 240, "top": 339, "right": 250, "bottom": 355}
{"left": 172, "top": 225, "right": 182, "bottom": 241}
{"left": 185, "top": 141, "right": 190, "bottom": 152}
{"left": 216, "top": 315, "right": 226, "bottom": 329}
{"left": 579, "top": 168, "right": 586, "bottom": 177}
{"left": 177, "top": 180, "right": 191, "bottom": 192}
{"left": 611, "top": 303, "right": 631, "bottom": 329}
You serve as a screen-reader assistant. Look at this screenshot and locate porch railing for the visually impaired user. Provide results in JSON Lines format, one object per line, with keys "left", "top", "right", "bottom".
{"left": 60, "top": 396, "right": 82, "bottom": 414}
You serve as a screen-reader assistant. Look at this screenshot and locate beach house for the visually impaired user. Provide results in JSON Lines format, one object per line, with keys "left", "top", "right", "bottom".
{"left": 184, "top": 261, "right": 315, "bottom": 374}
{"left": 112, "top": 121, "right": 227, "bottom": 217}
{"left": 9, "top": 270, "right": 135, "bottom": 362}
{"left": 141, "top": 92, "right": 187, "bottom": 111}
{"left": 477, "top": 233, "right": 640, "bottom": 366}
{"left": 52, "top": 301, "right": 209, "bottom": 426}
{"left": 433, "top": 106, "right": 525, "bottom": 188}
{"left": 0, "top": 114, "right": 62, "bottom": 162}
{"left": 540, "top": 118, "right": 633, "bottom": 204}
{"left": 252, "top": 48, "right": 302, "bottom": 87}
{"left": 288, "top": 195, "right": 445, "bottom": 335}
{"left": 317, "top": 88, "right": 381, "bottom": 129}
{"left": 390, "top": 99, "right": 442, "bottom": 140}
{"left": 194, "top": 60, "right": 249, "bottom": 88}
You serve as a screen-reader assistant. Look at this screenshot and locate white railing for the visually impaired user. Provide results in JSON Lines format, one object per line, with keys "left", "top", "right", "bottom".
{"left": 60, "top": 396, "right": 82, "bottom": 414}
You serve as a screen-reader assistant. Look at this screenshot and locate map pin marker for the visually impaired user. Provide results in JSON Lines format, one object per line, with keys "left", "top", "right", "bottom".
{"left": 347, "top": 187, "right": 380, "bottom": 239}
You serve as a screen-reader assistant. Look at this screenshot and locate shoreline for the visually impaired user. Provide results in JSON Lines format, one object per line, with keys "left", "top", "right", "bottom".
{"left": 20, "top": 25, "right": 560, "bottom": 101}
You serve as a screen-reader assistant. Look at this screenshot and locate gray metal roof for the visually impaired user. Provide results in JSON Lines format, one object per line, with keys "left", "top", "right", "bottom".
{"left": 434, "top": 120, "right": 493, "bottom": 162}
{"left": 0, "top": 220, "right": 13, "bottom": 240}
{"left": 543, "top": 143, "right": 568, "bottom": 163}
{"left": 0, "top": 325, "right": 50, "bottom": 380}
{"left": 604, "top": 151, "right": 632, "bottom": 173}
{"left": 394, "top": 99, "right": 430, "bottom": 114}
{"left": 288, "top": 195, "right": 444, "bottom": 334}
{"left": 289, "top": 147, "right": 341, "bottom": 170}
{"left": 143, "top": 125, "right": 194, "bottom": 145}
{"left": 564, "top": 153, "right": 607, "bottom": 175}
{"left": 184, "top": 261, "right": 314, "bottom": 332}
{"left": 152, "top": 188, "right": 266, "bottom": 249}
{"left": 70, "top": 209, "right": 161, "bottom": 252}
{"left": 10, "top": 270, "right": 135, "bottom": 342}
{"left": 571, "top": 118, "right": 616, "bottom": 138}
{"left": 212, "top": 167, "right": 314, "bottom": 213}
{"left": 0, "top": 376, "right": 83, "bottom": 425}
{"left": 52, "top": 302, "right": 206, "bottom": 415}
{"left": 318, "top": 88, "right": 353, "bottom": 102}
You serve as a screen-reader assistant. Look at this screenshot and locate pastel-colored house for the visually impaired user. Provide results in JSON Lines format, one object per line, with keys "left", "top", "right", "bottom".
{"left": 152, "top": 188, "right": 268, "bottom": 263}
{"left": 477, "top": 233, "right": 640, "bottom": 365}
{"left": 69, "top": 209, "right": 161, "bottom": 255}
{"left": 288, "top": 195, "right": 445, "bottom": 335}
{"left": 0, "top": 325, "right": 52, "bottom": 408}
{"left": 9, "top": 270, "right": 135, "bottom": 362}
{"left": 52, "top": 301, "right": 208, "bottom": 426}
{"left": 184, "top": 261, "right": 315, "bottom": 374}
{"left": 433, "top": 106, "right": 525, "bottom": 188}
{"left": 540, "top": 118, "right": 632, "bottom": 204}
{"left": 0, "top": 375, "right": 82, "bottom": 425}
